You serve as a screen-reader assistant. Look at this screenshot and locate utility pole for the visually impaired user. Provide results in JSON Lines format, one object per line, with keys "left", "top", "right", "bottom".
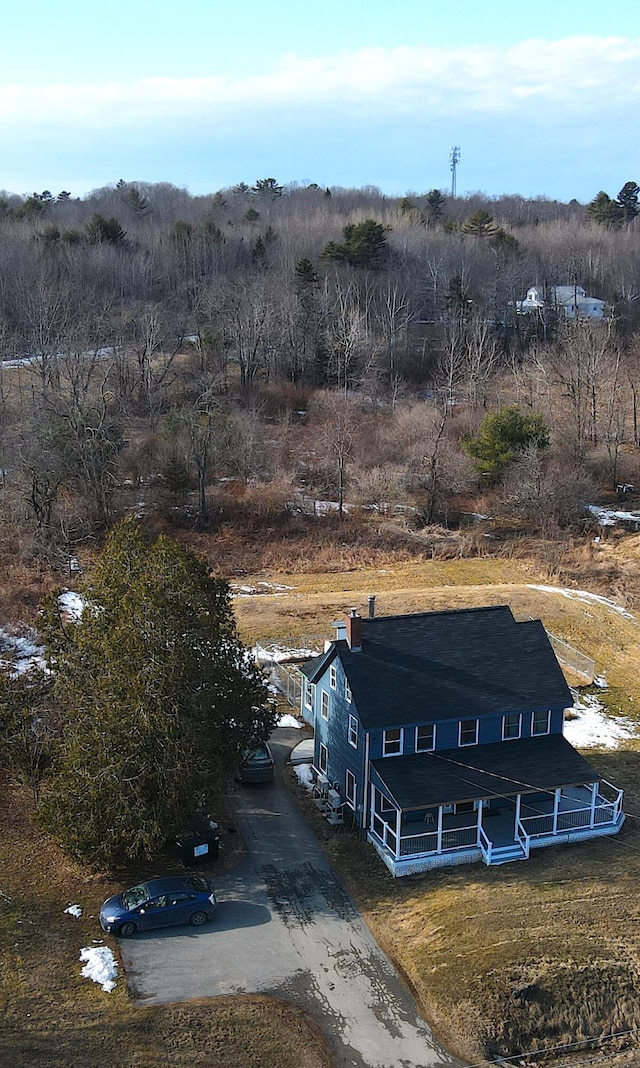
{"left": 449, "top": 146, "right": 460, "bottom": 198}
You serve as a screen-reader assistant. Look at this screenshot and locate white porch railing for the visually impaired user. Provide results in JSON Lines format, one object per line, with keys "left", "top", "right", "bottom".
{"left": 371, "top": 781, "right": 624, "bottom": 862}
{"left": 516, "top": 818, "right": 531, "bottom": 858}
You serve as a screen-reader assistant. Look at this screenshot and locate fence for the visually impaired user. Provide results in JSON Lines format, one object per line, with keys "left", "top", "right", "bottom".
{"left": 269, "top": 662, "right": 304, "bottom": 708}
{"left": 545, "top": 630, "right": 595, "bottom": 682}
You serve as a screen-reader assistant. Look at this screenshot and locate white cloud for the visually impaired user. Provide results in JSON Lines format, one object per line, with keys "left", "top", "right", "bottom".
{"left": 2, "top": 36, "right": 639, "bottom": 131}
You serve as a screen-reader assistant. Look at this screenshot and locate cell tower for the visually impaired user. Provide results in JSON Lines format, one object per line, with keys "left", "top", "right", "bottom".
{"left": 449, "top": 145, "right": 460, "bottom": 198}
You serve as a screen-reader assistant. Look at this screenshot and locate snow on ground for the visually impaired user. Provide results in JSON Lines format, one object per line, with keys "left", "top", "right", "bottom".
{"left": 231, "top": 581, "right": 295, "bottom": 597}
{"left": 587, "top": 504, "right": 640, "bottom": 528}
{"left": 79, "top": 946, "right": 118, "bottom": 992}
{"left": 294, "top": 763, "right": 314, "bottom": 789}
{"left": 58, "top": 590, "right": 85, "bottom": 621}
{"left": 64, "top": 904, "right": 82, "bottom": 918}
{"left": 565, "top": 693, "right": 637, "bottom": 748}
{"left": 255, "top": 643, "right": 320, "bottom": 664}
{"left": 0, "top": 628, "right": 46, "bottom": 675}
{"left": 527, "top": 584, "right": 637, "bottom": 622}
{"left": 277, "top": 713, "right": 302, "bottom": 729}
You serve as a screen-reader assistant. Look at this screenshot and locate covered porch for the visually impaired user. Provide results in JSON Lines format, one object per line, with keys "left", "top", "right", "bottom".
{"left": 368, "top": 735, "right": 625, "bottom": 876}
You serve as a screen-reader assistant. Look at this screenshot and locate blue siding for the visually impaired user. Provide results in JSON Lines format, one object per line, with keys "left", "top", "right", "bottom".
{"left": 367, "top": 706, "right": 566, "bottom": 759}
{"left": 312, "top": 657, "right": 365, "bottom": 809}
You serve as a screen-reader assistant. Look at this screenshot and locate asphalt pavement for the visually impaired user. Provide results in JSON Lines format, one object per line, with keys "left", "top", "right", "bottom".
{"left": 121, "top": 726, "right": 461, "bottom": 1068}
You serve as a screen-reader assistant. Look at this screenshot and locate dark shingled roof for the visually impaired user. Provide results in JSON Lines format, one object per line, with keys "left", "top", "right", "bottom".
{"left": 371, "top": 734, "right": 598, "bottom": 809}
{"left": 304, "top": 606, "right": 572, "bottom": 729}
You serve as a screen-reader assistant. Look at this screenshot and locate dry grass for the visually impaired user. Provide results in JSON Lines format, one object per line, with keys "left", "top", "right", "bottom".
{"left": 0, "top": 784, "right": 332, "bottom": 1068}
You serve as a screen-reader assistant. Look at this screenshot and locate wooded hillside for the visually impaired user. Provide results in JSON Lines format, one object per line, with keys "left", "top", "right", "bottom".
{"left": 1, "top": 178, "right": 639, "bottom": 578}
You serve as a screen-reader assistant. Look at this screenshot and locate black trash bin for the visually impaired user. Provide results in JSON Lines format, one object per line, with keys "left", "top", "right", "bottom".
{"left": 175, "top": 828, "right": 220, "bottom": 865}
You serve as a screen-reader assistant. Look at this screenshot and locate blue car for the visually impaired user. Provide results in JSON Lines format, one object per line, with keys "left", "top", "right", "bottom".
{"left": 99, "top": 876, "right": 217, "bottom": 937}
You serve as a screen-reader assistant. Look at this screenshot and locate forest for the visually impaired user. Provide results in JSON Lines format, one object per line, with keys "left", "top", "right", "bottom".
{"left": 1, "top": 176, "right": 640, "bottom": 580}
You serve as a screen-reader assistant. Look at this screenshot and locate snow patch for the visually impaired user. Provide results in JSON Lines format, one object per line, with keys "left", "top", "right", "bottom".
{"left": 587, "top": 504, "right": 640, "bottom": 528}
{"left": 564, "top": 693, "right": 637, "bottom": 749}
{"left": 79, "top": 945, "right": 118, "bottom": 992}
{"left": 58, "top": 590, "right": 85, "bottom": 621}
{"left": 63, "top": 904, "right": 82, "bottom": 918}
{"left": 527, "top": 584, "right": 637, "bottom": 622}
{"left": 255, "top": 643, "right": 320, "bottom": 664}
{"left": 294, "top": 763, "right": 314, "bottom": 789}
{"left": 231, "top": 581, "right": 295, "bottom": 597}
{"left": 278, "top": 713, "right": 302, "bottom": 729}
{"left": 0, "top": 627, "right": 46, "bottom": 676}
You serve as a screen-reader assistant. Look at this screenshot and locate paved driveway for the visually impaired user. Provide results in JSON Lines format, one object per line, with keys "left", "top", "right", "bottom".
{"left": 122, "top": 727, "right": 460, "bottom": 1068}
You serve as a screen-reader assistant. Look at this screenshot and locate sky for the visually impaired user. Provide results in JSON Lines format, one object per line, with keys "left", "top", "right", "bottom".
{"left": 2, "top": 0, "right": 640, "bottom": 202}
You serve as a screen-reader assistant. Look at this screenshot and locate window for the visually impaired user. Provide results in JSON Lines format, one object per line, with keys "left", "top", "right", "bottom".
{"left": 415, "top": 724, "right": 436, "bottom": 752}
{"left": 345, "top": 679, "right": 352, "bottom": 703}
{"left": 502, "top": 713, "right": 522, "bottom": 740}
{"left": 345, "top": 770, "right": 356, "bottom": 809}
{"left": 304, "top": 681, "right": 315, "bottom": 710}
{"left": 321, "top": 690, "right": 329, "bottom": 721}
{"left": 459, "top": 719, "right": 479, "bottom": 746}
{"left": 319, "top": 743, "right": 328, "bottom": 774}
{"left": 383, "top": 728, "right": 403, "bottom": 756}
{"left": 329, "top": 665, "right": 337, "bottom": 690}
{"left": 348, "top": 714, "right": 358, "bottom": 748}
{"left": 531, "top": 709, "right": 551, "bottom": 736}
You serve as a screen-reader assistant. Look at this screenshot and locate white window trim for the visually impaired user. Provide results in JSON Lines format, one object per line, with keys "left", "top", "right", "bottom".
{"left": 531, "top": 709, "right": 551, "bottom": 736}
{"left": 415, "top": 724, "right": 436, "bottom": 752}
{"left": 319, "top": 743, "right": 328, "bottom": 774}
{"left": 320, "top": 690, "right": 329, "bottom": 721}
{"left": 382, "top": 727, "right": 404, "bottom": 757}
{"left": 348, "top": 713, "right": 358, "bottom": 749}
{"left": 304, "top": 680, "right": 314, "bottom": 709}
{"left": 501, "top": 713, "right": 522, "bottom": 741}
{"left": 458, "top": 719, "right": 479, "bottom": 747}
{"left": 345, "top": 769, "right": 356, "bottom": 809}
{"left": 345, "top": 680, "right": 352, "bottom": 703}
{"left": 329, "top": 665, "right": 337, "bottom": 690}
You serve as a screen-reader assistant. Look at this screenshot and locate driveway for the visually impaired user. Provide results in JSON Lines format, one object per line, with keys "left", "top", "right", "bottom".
{"left": 122, "top": 727, "right": 460, "bottom": 1068}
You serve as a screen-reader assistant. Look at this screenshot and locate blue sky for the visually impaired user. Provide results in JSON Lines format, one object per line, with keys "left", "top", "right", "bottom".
{"left": 3, "top": 0, "right": 640, "bottom": 202}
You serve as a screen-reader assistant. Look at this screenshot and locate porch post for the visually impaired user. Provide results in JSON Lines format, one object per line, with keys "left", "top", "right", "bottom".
{"left": 515, "top": 793, "right": 521, "bottom": 838}
{"left": 590, "top": 782, "right": 598, "bottom": 829}
{"left": 395, "top": 806, "right": 401, "bottom": 859}
{"left": 476, "top": 799, "right": 483, "bottom": 845}
{"left": 552, "top": 787, "right": 561, "bottom": 834}
{"left": 437, "top": 805, "right": 443, "bottom": 853}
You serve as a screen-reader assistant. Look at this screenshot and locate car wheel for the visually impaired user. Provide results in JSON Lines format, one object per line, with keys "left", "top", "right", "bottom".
{"left": 119, "top": 921, "right": 137, "bottom": 937}
{"left": 189, "top": 910, "right": 208, "bottom": 926}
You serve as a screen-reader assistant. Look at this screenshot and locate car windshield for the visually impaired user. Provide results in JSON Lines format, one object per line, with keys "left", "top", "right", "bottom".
{"left": 122, "top": 883, "right": 149, "bottom": 909}
{"left": 245, "top": 745, "right": 270, "bottom": 762}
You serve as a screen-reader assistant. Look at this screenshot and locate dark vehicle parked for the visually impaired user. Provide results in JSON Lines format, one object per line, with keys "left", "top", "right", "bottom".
{"left": 100, "top": 876, "right": 217, "bottom": 937}
{"left": 235, "top": 741, "right": 275, "bottom": 783}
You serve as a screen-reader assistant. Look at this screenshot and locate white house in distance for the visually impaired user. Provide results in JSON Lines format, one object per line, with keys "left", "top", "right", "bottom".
{"left": 516, "top": 285, "right": 606, "bottom": 320}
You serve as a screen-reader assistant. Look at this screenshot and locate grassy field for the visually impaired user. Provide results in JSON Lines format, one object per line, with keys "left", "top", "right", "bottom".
{"left": 235, "top": 555, "right": 640, "bottom": 1064}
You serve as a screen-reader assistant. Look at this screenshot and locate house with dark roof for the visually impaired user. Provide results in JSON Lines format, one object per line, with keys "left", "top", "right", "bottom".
{"left": 300, "top": 606, "right": 624, "bottom": 876}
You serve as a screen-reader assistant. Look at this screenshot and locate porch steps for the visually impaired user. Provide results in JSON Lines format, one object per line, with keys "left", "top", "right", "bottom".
{"left": 484, "top": 842, "right": 528, "bottom": 866}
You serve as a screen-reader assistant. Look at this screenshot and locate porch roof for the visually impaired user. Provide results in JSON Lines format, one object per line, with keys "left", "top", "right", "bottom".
{"left": 370, "top": 734, "right": 598, "bottom": 810}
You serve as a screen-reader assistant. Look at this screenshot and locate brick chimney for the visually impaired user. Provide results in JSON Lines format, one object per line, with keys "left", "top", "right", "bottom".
{"left": 345, "top": 608, "right": 362, "bottom": 651}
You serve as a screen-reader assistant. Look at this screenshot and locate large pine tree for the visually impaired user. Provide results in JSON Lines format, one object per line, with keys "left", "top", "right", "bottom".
{"left": 37, "top": 518, "right": 275, "bottom": 864}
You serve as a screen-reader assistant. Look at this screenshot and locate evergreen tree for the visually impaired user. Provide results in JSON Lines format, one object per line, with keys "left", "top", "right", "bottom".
{"left": 587, "top": 191, "right": 623, "bottom": 228}
{"left": 85, "top": 214, "right": 127, "bottom": 246}
{"left": 36, "top": 518, "right": 275, "bottom": 864}
{"left": 463, "top": 209, "right": 498, "bottom": 236}
{"left": 321, "top": 219, "right": 389, "bottom": 269}
{"left": 616, "top": 181, "right": 639, "bottom": 224}
{"left": 425, "top": 189, "right": 446, "bottom": 225}
{"left": 462, "top": 404, "right": 549, "bottom": 482}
